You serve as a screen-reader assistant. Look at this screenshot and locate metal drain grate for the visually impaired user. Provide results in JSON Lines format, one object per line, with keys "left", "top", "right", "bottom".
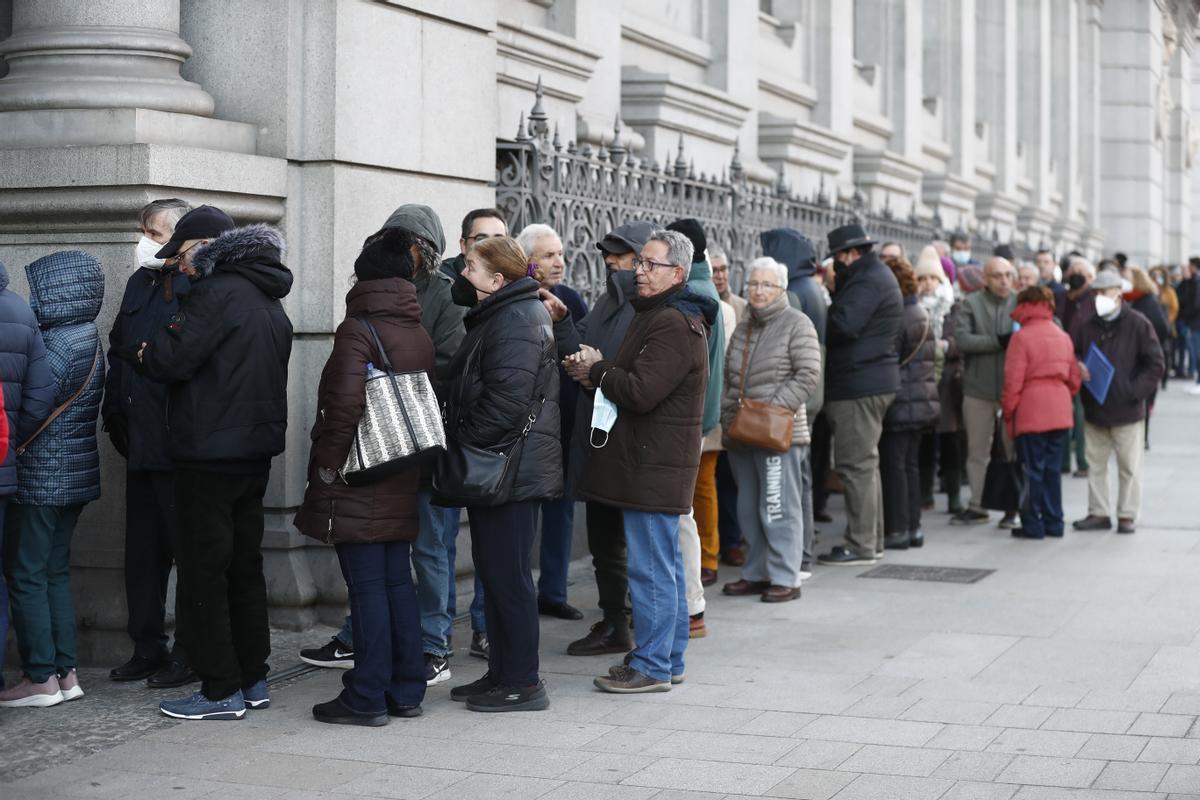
{"left": 858, "top": 564, "right": 994, "bottom": 584}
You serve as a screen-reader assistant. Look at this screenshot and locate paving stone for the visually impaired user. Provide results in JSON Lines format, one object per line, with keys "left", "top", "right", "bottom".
{"left": 1023, "top": 686, "right": 1091, "bottom": 708}
{"left": 1077, "top": 733, "right": 1151, "bottom": 761}
{"left": 901, "top": 699, "right": 1001, "bottom": 725}
{"left": 1128, "top": 713, "right": 1197, "bottom": 737}
{"left": 456, "top": 717, "right": 615, "bottom": 749}
{"left": 337, "top": 764, "right": 471, "bottom": 799}
{"left": 796, "top": 716, "right": 943, "bottom": 747}
{"left": 1159, "top": 764, "right": 1200, "bottom": 792}
{"left": 760, "top": 767, "right": 857, "bottom": 799}
{"left": 931, "top": 751, "right": 1015, "bottom": 782}
{"left": 850, "top": 675, "right": 920, "bottom": 697}
{"left": 1012, "top": 789, "right": 1173, "bottom": 800}
{"left": 994, "top": 754, "right": 1107, "bottom": 788}
{"left": 538, "top": 782, "right": 659, "bottom": 800}
{"left": 986, "top": 728, "right": 1090, "bottom": 757}
{"left": 985, "top": 704, "right": 1056, "bottom": 730}
{"left": 595, "top": 703, "right": 762, "bottom": 733}
{"left": 842, "top": 695, "right": 921, "bottom": 719}
{"left": 940, "top": 782, "right": 1019, "bottom": 800}
{"left": 1041, "top": 708, "right": 1139, "bottom": 734}
{"left": 878, "top": 633, "right": 1021, "bottom": 680}
{"left": 1163, "top": 694, "right": 1200, "bottom": 715}
{"left": 219, "top": 753, "right": 374, "bottom": 792}
{"left": 1139, "top": 737, "right": 1200, "bottom": 764}
{"left": 643, "top": 730, "right": 800, "bottom": 765}
{"left": 1078, "top": 689, "right": 1170, "bottom": 713}
{"left": 471, "top": 745, "right": 601, "bottom": 778}
{"left": 735, "top": 711, "right": 821, "bottom": 737}
{"left": 581, "top": 727, "right": 675, "bottom": 755}
{"left": 906, "top": 678, "right": 1037, "bottom": 705}
{"left": 835, "top": 744, "right": 953, "bottom": 777}
{"left": 823, "top": 773, "right": 954, "bottom": 800}
{"left": 926, "top": 725, "right": 1005, "bottom": 751}
{"left": 558, "top": 754, "right": 658, "bottom": 785}
{"left": 773, "top": 740, "right": 862, "bottom": 769}
{"left": 421, "top": 773, "right": 561, "bottom": 800}
{"left": 619, "top": 757, "right": 796, "bottom": 795}
{"left": 1091, "top": 760, "right": 1170, "bottom": 791}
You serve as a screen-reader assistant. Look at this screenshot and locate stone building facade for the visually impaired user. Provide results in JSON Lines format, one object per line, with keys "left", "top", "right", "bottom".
{"left": 0, "top": 0, "right": 1196, "bottom": 660}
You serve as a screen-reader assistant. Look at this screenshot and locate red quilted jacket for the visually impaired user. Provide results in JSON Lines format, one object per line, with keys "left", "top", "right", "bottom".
{"left": 1002, "top": 303, "right": 1081, "bottom": 438}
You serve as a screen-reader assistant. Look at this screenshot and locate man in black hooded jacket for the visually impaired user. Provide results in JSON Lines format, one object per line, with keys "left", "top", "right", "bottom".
{"left": 124, "top": 205, "right": 293, "bottom": 721}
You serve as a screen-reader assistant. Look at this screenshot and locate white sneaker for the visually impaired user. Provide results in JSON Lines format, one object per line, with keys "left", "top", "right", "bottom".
{"left": 0, "top": 675, "right": 64, "bottom": 708}
{"left": 1187, "top": 384, "right": 1200, "bottom": 396}
{"left": 798, "top": 571, "right": 813, "bottom": 581}
{"left": 59, "top": 669, "right": 85, "bottom": 701}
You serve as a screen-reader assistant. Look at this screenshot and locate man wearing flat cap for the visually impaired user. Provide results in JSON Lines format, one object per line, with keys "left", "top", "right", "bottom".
{"left": 816, "top": 223, "right": 903, "bottom": 566}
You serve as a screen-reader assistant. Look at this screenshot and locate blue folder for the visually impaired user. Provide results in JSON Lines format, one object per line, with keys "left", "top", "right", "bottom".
{"left": 1082, "top": 343, "right": 1115, "bottom": 405}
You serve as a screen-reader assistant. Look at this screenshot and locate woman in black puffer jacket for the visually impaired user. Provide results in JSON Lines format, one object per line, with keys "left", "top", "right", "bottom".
{"left": 881, "top": 256, "right": 940, "bottom": 550}
{"left": 437, "top": 236, "right": 561, "bottom": 713}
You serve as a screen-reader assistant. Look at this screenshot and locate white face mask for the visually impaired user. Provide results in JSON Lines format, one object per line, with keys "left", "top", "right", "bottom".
{"left": 136, "top": 236, "right": 167, "bottom": 269}
{"left": 590, "top": 387, "right": 618, "bottom": 448}
{"left": 1094, "top": 294, "right": 1120, "bottom": 319}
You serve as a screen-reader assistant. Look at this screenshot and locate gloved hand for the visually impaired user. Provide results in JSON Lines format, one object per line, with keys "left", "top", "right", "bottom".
{"left": 104, "top": 414, "right": 129, "bottom": 458}
{"left": 997, "top": 332, "right": 1013, "bottom": 349}
{"left": 110, "top": 342, "right": 142, "bottom": 364}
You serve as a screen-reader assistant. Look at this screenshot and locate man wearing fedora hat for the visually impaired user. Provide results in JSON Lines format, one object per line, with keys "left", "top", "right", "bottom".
{"left": 816, "top": 223, "right": 903, "bottom": 566}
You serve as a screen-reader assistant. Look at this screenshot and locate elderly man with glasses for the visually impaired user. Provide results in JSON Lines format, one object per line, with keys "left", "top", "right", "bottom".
{"left": 565, "top": 230, "right": 718, "bottom": 693}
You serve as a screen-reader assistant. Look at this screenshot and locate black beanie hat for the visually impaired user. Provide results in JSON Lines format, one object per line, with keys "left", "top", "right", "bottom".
{"left": 354, "top": 234, "right": 414, "bottom": 282}
{"left": 667, "top": 218, "right": 707, "bottom": 263}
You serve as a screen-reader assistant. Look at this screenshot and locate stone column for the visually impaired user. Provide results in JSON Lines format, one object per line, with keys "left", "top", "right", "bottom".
{"left": 813, "top": 0, "right": 855, "bottom": 196}
{"left": 1098, "top": 0, "right": 1165, "bottom": 266}
{"left": 1164, "top": 38, "right": 1192, "bottom": 264}
{"left": 1016, "top": 0, "right": 1056, "bottom": 248}
{"left": 1050, "top": 0, "right": 1083, "bottom": 251}
{"left": 1080, "top": 0, "right": 1105, "bottom": 255}
{"left": 0, "top": 0, "right": 286, "bottom": 665}
{"left": 974, "top": 0, "right": 1023, "bottom": 243}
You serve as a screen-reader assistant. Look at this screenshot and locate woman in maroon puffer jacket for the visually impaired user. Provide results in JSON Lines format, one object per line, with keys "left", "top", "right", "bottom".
{"left": 295, "top": 232, "right": 435, "bottom": 726}
{"left": 1001, "top": 286, "right": 1082, "bottom": 539}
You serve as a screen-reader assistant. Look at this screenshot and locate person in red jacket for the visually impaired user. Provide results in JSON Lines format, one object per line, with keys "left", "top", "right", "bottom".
{"left": 1002, "top": 286, "right": 1082, "bottom": 539}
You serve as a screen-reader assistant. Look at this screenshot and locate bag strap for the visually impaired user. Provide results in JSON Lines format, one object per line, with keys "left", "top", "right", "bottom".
{"left": 899, "top": 317, "right": 931, "bottom": 368}
{"left": 352, "top": 314, "right": 395, "bottom": 372}
{"left": 16, "top": 342, "right": 102, "bottom": 456}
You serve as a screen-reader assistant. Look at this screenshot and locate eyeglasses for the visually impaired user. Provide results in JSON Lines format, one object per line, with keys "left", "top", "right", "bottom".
{"left": 633, "top": 256, "right": 677, "bottom": 272}
{"left": 745, "top": 281, "right": 783, "bottom": 292}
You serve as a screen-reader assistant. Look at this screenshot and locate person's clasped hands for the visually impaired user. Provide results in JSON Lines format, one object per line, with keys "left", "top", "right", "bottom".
{"left": 562, "top": 344, "right": 603, "bottom": 389}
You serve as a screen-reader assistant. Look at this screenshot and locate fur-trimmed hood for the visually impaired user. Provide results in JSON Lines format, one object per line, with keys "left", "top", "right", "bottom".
{"left": 190, "top": 223, "right": 292, "bottom": 299}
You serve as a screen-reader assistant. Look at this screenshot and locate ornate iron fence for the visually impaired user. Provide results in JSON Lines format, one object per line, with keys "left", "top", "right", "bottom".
{"left": 495, "top": 82, "right": 947, "bottom": 302}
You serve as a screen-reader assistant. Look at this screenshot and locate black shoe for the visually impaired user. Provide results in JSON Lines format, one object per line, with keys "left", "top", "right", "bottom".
{"left": 312, "top": 697, "right": 388, "bottom": 727}
{"left": 424, "top": 653, "right": 451, "bottom": 686}
{"left": 998, "top": 513, "right": 1021, "bottom": 530}
{"left": 537, "top": 597, "right": 584, "bottom": 620}
{"left": 1011, "top": 529, "right": 1044, "bottom": 539}
{"left": 1117, "top": 517, "right": 1136, "bottom": 534}
{"left": 386, "top": 697, "right": 423, "bottom": 718}
{"left": 451, "top": 672, "right": 498, "bottom": 702}
{"left": 300, "top": 638, "right": 354, "bottom": 669}
{"left": 147, "top": 660, "right": 198, "bottom": 689}
{"left": 950, "top": 509, "right": 990, "bottom": 525}
{"left": 466, "top": 682, "right": 549, "bottom": 713}
{"left": 814, "top": 510, "right": 833, "bottom": 523}
{"left": 909, "top": 529, "right": 924, "bottom": 548}
{"left": 817, "top": 546, "right": 877, "bottom": 566}
{"left": 110, "top": 654, "right": 165, "bottom": 682}
{"left": 469, "top": 631, "right": 489, "bottom": 660}
{"left": 883, "top": 532, "right": 910, "bottom": 550}
{"left": 567, "top": 620, "right": 633, "bottom": 656}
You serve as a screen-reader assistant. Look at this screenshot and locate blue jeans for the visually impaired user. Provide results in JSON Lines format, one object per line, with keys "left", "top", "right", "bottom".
{"left": 334, "top": 541, "right": 425, "bottom": 713}
{"left": 1190, "top": 327, "right": 1200, "bottom": 383}
{"left": 537, "top": 494, "right": 574, "bottom": 604}
{"left": 443, "top": 506, "right": 486, "bottom": 636}
{"left": 411, "top": 491, "right": 452, "bottom": 657}
{"left": 1016, "top": 430, "right": 1066, "bottom": 539}
{"left": 622, "top": 510, "right": 688, "bottom": 682}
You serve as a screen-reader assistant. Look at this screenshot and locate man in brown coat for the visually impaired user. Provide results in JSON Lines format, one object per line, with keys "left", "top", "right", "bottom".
{"left": 566, "top": 229, "right": 718, "bottom": 693}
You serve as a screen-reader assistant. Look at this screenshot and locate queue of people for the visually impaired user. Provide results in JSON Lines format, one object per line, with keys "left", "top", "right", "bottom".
{"left": 0, "top": 200, "right": 1176, "bottom": 726}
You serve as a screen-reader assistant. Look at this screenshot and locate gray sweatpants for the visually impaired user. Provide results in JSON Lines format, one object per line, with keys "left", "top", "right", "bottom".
{"left": 728, "top": 446, "right": 809, "bottom": 588}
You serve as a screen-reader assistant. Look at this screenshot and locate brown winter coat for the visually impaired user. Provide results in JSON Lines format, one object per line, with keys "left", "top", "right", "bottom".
{"left": 578, "top": 283, "right": 717, "bottom": 515}
{"left": 294, "top": 278, "right": 435, "bottom": 544}
{"left": 721, "top": 293, "right": 821, "bottom": 448}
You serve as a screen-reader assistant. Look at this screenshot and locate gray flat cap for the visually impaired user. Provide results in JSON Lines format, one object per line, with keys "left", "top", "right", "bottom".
{"left": 1091, "top": 269, "right": 1123, "bottom": 290}
{"left": 382, "top": 204, "right": 446, "bottom": 254}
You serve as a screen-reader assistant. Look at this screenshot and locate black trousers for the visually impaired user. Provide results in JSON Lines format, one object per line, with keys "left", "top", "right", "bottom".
{"left": 715, "top": 452, "right": 741, "bottom": 551}
{"left": 880, "top": 429, "right": 924, "bottom": 535}
{"left": 918, "top": 431, "right": 963, "bottom": 503}
{"left": 173, "top": 468, "right": 271, "bottom": 701}
{"left": 810, "top": 412, "right": 833, "bottom": 514}
{"left": 585, "top": 501, "right": 628, "bottom": 625}
{"left": 468, "top": 500, "right": 540, "bottom": 687}
{"left": 124, "top": 470, "right": 186, "bottom": 662}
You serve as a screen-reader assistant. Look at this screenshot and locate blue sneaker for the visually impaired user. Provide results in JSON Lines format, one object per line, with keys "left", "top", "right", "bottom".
{"left": 159, "top": 690, "right": 246, "bottom": 720}
{"left": 242, "top": 679, "right": 270, "bottom": 710}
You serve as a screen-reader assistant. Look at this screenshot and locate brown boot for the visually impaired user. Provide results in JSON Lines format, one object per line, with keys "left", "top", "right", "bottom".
{"left": 567, "top": 620, "right": 633, "bottom": 656}
{"left": 722, "top": 579, "right": 770, "bottom": 596}
{"left": 761, "top": 585, "right": 801, "bottom": 603}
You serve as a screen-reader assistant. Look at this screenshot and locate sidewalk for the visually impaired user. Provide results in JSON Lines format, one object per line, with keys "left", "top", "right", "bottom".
{"left": 4, "top": 384, "right": 1200, "bottom": 800}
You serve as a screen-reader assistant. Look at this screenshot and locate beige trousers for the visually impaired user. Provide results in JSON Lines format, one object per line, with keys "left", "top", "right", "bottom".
{"left": 962, "top": 396, "right": 1014, "bottom": 512}
{"left": 1084, "top": 421, "right": 1144, "bottom": 520}
{"left": 677, "top": 510, "right": 705, "bottom": 616}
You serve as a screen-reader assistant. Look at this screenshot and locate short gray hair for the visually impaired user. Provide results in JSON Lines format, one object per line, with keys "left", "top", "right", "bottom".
{"left": 1068, "top": 256, "right": 1096, "bottom": 280}
{"left": 708, "top": 242, "right": 728, "bottom": 263}
{"left": 140, "top": 198, "right": 190, "bottom": 230}
{"left": 748, "top": 256, "right": 788, "bottom": 290}
{"left": 648, "top": 229, "right": 694, "bottom": 280}
{"left": 516, "top": 223, "right": 560, "bottom": 258}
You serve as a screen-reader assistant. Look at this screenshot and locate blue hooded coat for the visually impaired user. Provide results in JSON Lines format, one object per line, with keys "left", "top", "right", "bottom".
{"left": 761, "top": 228, "right": 827, "bottom": 344}
{"left": 0, "top": 261, "right": 55, "bottom": 497}
{"left": 17, "top": 251, "right": 106, "bottom": 506}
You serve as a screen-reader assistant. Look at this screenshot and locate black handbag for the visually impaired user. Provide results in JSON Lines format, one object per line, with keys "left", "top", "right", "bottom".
{"left": 980, "top": 415, "right": 1026, "bottom": 512}
{"left": 431, "top": 399, "right": 543, "bottom": 507}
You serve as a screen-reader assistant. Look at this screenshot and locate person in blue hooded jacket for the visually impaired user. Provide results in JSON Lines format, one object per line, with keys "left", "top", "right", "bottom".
{"left": 0, "top": 259, "right": 54, "bottom": 695}
{"left": 0, "top": 251, "right": 104, "bottom": 709}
